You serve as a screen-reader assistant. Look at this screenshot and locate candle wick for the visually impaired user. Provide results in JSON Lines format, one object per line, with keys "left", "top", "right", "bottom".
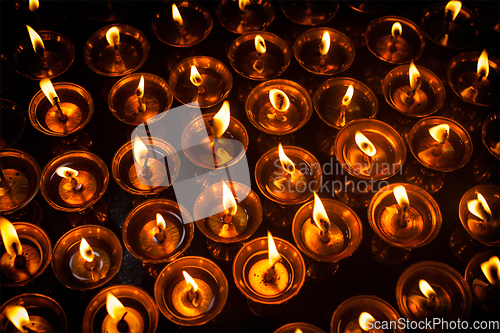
{"left": 0, "top": 166, "right": 11, "bottom": 193}
{"left": 188, "top": 289, "right": 200, "bottom": 307}
{"left": 154, "top": 227, "right": 166, "bottom": 243}
{"left": 319, "top": 220, "right": 330, "bottom": 243}
{"left": 117, "top": 312, "right": 129, "bottom": 333}
{"left": 71, "top": 177, "right": 83, "bottom": 191}
{"left": 445, "top": 10, "right": 452, "bottom": 30}
{"left": 136, "top": 90, "right": 146, "bottom": 113}
{"left": 114, "top": 44, "right": 122, "bottom": 62}
{"left": 84, "top": 256, "right": 97, "bottom": 271}
{"left": 223, "top": 213, "right": 233, "bottom": 223}
{"left": 398, "top": 204, "right": 409, "bottom": 227}
{"left": 13, "top": 243, "right": 27, "bottom": 267}
{"left": 53, "top": 97, "right": 68, "bottom": 122}
{"left": 140, "top": 155, "right": 152, "bottom": 179}
{"left": 264, "top": 265, "right": 276, "bottom": 282}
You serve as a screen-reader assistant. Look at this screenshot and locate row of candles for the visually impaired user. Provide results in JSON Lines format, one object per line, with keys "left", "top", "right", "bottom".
{"left": 1, "top": 0, "right": 499, "bottom": 332}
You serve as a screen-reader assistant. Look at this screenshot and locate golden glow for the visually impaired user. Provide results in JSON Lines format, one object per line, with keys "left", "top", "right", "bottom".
{"left": 278, "top": 143, "right": 295, "bottom": 175}
{"left": 56, "top": 166, "right": 78, "bottom": 179}
{"left": 468, "top": 192, "right": 492, "bottom": 221}
{"left": 313, "top": 192, "right": 331, "bottom": 232}
{"left": 419, "top": 279, "right": 437, "bottom": 299}
{"left": 391, "top": 22, "right": 402, "bottom": 38}
{"left": 409, "top": 61, "right": 421, "bottom": 92}
{"left": 212, "top": 101, "right": 231, "bottom": 139}
{"left": 477, "top": 49, "right": 489, "bottom": 78}
{"left": 359, "top": 312, "right": 375, "bottom": 331}
{"left": 79, "top": 238, "right": 94, "bottom": 263}
{"left": 254, "top": 35, "right": 266, "bottom": 54}
{"left": 106, "top": 27, "right": 120, "bottom": 47}
{"left": 190, "top": 65, "right": 203, "bottom": 87}
{"left": 269, "top": 89, "right": 290, "bottom": 112}
{"left": 222, "top": 180, "right": 237, "bottom": 216}
{"left": 132, "top": 136, "right": 148, "bottom": 163}
{"left": 29, "top": 0, "right": 39, "bottom": 12}
{"left": 40, "top": 79, "right": 59, "bottom": 106}
{"left": 5, "top": 305, "right": 30, "bottom": 332}
{"left": 239, "top": 0, "right": 251, "bottom": 11}
{"left": 445, "top": 1, "right": 462, "bottom": 22}
{"left": 394, "top": 185, "right": 409, "bottom": 208}
{"left": 106, "top": 293, "right": 126, "bottom": 321}
{"left": 355, "top": 132, "right": 376, "bottom": 157}
{"left": 183, "top": 270, "right": 199, "bottom": 292}
{"left": 0, "top": 216, "right": 22, "bottom": 256}
{"left": 26, "top": 25, "right": 45, "bottom": 53}
{"left": 156, "top": 213, "right": 166, "bottom": 231}
{"left": 429, "top": 124, "right": 450, "bottom": 144}
{"left": 342, "top": 85, "right": 354, "bottom": 107}
{"left": 480, "top": 256, "right": 500, "bottom": 286}
{"left": 294, "top": 329, "right": 303, "bottom": 333}
{"left": 172, "top": 3, "right": 184, "bottom": 26}
{"left": 267, "top": 231, "right": 281, "bottom": 268}
{"left": 320, "top": 31, "right": 330, "bottom": 56}
{"left": 137, "top": 75, "right": 145, "bottom": 99}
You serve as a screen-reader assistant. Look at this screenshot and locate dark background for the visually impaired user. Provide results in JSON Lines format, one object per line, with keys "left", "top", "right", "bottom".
{"left": 1, "top": 1, "right": 499, "bottom": 332}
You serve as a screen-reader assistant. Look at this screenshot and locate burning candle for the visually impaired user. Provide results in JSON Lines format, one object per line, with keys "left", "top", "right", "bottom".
{"left": 102, "top": 293, "right": 144, "bottom": 333}
{"left": 471, "top": 256, "right": 500, "bottom": 303}
{"left": 137, "top": 212, "right": 181, "bottom": 256}
{"left": 391, "top": 62, "right": 428, "bottom": 114}
{"left": 4, "top": 305, "right": 52, "bottom": 333}
{"left": 344, "top": 312, "right": 383, "bottom": 333}
{"left": 466, "top": 191, "right": 499, "bottom": 241}
{"left": 67, "top": 236, "right": 110, "bottom": 283}
{"left": 29, "top": 0, "right": 39, "bottom": 12}
{"left": 407, "top": 279, "right": 441, "bottom": 318}
{"left": 460, "top": 49, "right": 489, "bottom": 102}
{"left": 417, "top": 124, "right": 450, "bottom": 163}
{"left": 338, "top": 85, "right": 354, "bottom": 127}
{"left": 131, "top": 136, "right": 168, "bottom": 190}
{"left": 26, "top": 25, "right": 50, "bottom": 72}
{"left": 380, "top": 185, "right": 423, "bottom": 232}
{"left": 170, "top": 270, "right": 214, "bottom": 317}
{"left": 55, "top": 165, "right": 96, "bottom": 206}
{"left": 440, "top": 1, "right": 462, "bottom": 45}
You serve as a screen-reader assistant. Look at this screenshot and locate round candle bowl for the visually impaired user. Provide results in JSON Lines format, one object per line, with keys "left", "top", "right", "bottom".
{"left": 382, "top": 64, "right": 445, "bottom": 117}
{"left": 292, "top": 198, "right": 363, "bottom": 278}
{"left": 228, "top": 32, "right": 291, "bottom": 80}
{"left": 330, "top": 295, "right": 403, "bottom": 333}
{"left": 447, "top": 51, "right": 499, "bottom": 107}
{"left": 11, "top": 31, "right": 74, "bottom": 80}
{"left": 0, "top": 294, "right": 67, "bottom": 332}
{"left": 83, "top": 24, "right": 149, "bottom": 77}
{"left": 280, "top": 0, "right": 339, "bottom": 26}
{"left": 482, "top": 112, "right": 500, "bottom": 160}
{"left": 396, "top": 261, "right": 472, "bottom": 323}
{"left": 408, "top": 117, "right": 472, "bottom": 172}
{"left": 465, "top": 250, "right": 499, "bottom": 314}
{"left": 255, "top": 146, "right": 322, "bottom": 206}
{"left": 458, "top": 185, "right": 499, "bottom": 247}
{"left": 0, "top": 149, "right": 41, "bottom": 215}
{"left": 314, "top": 77, "right": 378, "bottom": 130}
{"left": 169, "top": 56, "right": 233, "bottom": 108}
{"left": 216, "top": 0, "right": 275, "bottom": 34}
{"left": 112, "top": 137, "right": 180, "bottom": 196}
{"left": 233, "top": 236, "right": 306, "bottom": 306}
{"left": 365, "top": 16, "right": 426, "bottom": 64}
{"left": 29, "top": 82, "right": 94, "bottom": 137}
{"left": 194, "top": 182, "right": 262, "bottom": 261}
{"left": 0, "top": 222, "right": 52, "bottom": 287}
{"left": 151, "top": 1, "right": 213, "bottom": 47}
{"left": 275, "top": 322, "right": 324, "bottom": 333}
{"left": 123, "top": 199, "right": 194, "bottom": 264}
{"left": 245, "top": 80, "right": 312, "bottom": 135}
{"left": 181, "top": 113, "right": 248, "bottom": 169}
{"left": 82, "top": 285, "right": 159, "bottom": 333}
{"left": 51, "top": 225, "right": 122, "bottom": 290}
{"left": 293, "top": 28, "right": 355, "bottom": 76}
{"left": 335, "top": 119, "right": 407, "bottom": 180}
{"left": 0, "top": 99, "right": 25, "bottom": 149}
{"left": 108, "top": 73, "right": 173, "bottom": 126}
{"left": 421, "top": 2, "right": 482, "bottom": 50}
{"left": 154, "top": 256, "right": 228, "bottom": 326}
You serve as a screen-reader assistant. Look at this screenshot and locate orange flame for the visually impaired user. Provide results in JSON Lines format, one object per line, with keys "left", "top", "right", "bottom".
{"left": 106, "top": 27, "right": 120, "bottom": 47}
{"left": 294, "top": 329, "right": 303, "bottom": 333}
{"left": 313, "top": 192, "right": 331, "bottom": 232}
{"left": 342, "top": 85, "right": 354, "bottom": 107}
{"left": 239, "top": 0, "right": 251, "bottom": 11}
{"left": 355, "top": 132, "right": 376, "bottom": 157}
{"left": 40, "top": 79, "right": 59, "bottom": 106}
{"left": 172, "top": 3, "right": 184, "bottom": 26}
{"left": 26, "top": 25, "right": 44, "bottom": 53}
{"left": 255, "top": 35, "right": 266, "bottom": 54}
{"left": 222, "top": 180, "right": 237, "bottom": 216}
{"left": 359, "top": 312, "right": 376, "bottom": 331}
{"left": 269, "top": 89, "right": 290, "bottom": 112}
{"left": 56, "top": 166, "right": 78, "bottom": 179}
{"left": 419, "top": 279, "right": 437, "bottom": 300}
{"left": 429, "top": 124, "right": 449, "bottom": 144}
{"left": 409, "top": 62, "right": 421, "bottom": 92}
{"left": 137, "top": 75, "right": 145, "bottom": 99}
{"left": 477, "top": 49, "right": 489, "bottom": 78}
{"left": 394, "top": 185, "right": 409, "bottom": 208}
{"left": 183, "top": 270, "right": 199, "bottom": 292}
{"left": 467, "top": 192, "right": 492, "bottom": 221}
{"left": 4, "top": 305, "right": 30, "bottom": 331}
{"left": 0, "top": 216, "right": 22, "bottom": 256}
{"left": 480, "top": 256, "right": 500, "bottom": 286}
{"left": 132, "top": 136, "right": 148, "bottom": 163}
{"left": 278, "top": 143, "right": 295, "bottom": 175}
{"left": 212, "top": 101, "right": 231, "bottom": 139}
{"left": 267, "top": 231, "right": 281, "bottom": 268}
{"left": 190, "top": 65, "right": 203, "bottom": 87}
{"left": 445, "top": 1, "right": 462, "bottom": 22}
{"left": 320, "top": 31, "right": 330, "bottom": 56}
{"left": 156, "top": 213, "right": 166, "bottom": 231}
{"left": 29, "top": 0, "right": 39, "bottom": 12}
{"left": 106, "top": 293, "right": 126, "bottom": 321}
{"left": 391, "top": 22, "right": 402, "bottom": 38}
{"left": 79, "top": 238, "right": 94, "bottom": 263}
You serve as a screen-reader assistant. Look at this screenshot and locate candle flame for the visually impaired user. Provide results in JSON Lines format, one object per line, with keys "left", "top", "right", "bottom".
{"left": 391, "top": 22, "right": 402, "bottom": 38}
{"left": 183, "top": 270, "right": 199, "bottom": 292}
{"left": 278, "top": 143, "right": 295, "bottom": 175}
{"left": 172, "top": 3, "right": 184, "bottom": 26}
{"left": 409, "top": 62, "right": 421, "bottom": 92}
{"left": 222, "top": 180, "right": 237, "bottom": 216}
{"left": 56, "top": 166, "right": 78, "bottom": 179}
{"left": 480, "top": 256, "right": 500, "bottom": 286}
{"left": 4, "top": 305, "right": 30, "bottom": 332}
{"left": 467, "top": 192, "right": 492, "bottom": 221}
{"left": 79, "top": 237, "right": 94, "bottom": 263}
{"left": 26, "top": 25, "right": 45, "bottom": 53}
{"left": 355, "top": 132, "right": 376, "bottom": 157}
{"left": 239, "top": 0, "right": 251, "bottom": 11}
{"left": 394, "top": 185, "right": 410, "bottom": 208}
{"left": 267, "top": 231, "right": 281, "bottom": 268}
{"left": 106, "top": 27, "right": 120, "bottom": 47}
{"left": 477, "top": 49, "right": 489, "bottom": 78}
{"left": 445, "top": 1, "right": 462, "bottom": 22}
{"left": 29, "top": 0, "right": 39, "bottom": 12}
{"left": 313, "top": 192, "right": 331, "bottom": 232}
{"left": 254, "top": 34, "right": 266, "bottom": 54}
{"left": 269, "top": 89, "right": 290, "bottom": 112}
{"left": 429, "top": 124, "right": 449, "bottom": 144}
{"left": 359, "top": 312, "right": 376, "bottom": 331}
{"left": 40, "top": 79, "right": 59, "bottom": 106}
{"left": 294, "top": 329, "right": 303, "bottom": 333}
{"left": 320, "top": 31, "right": 330, "bottom": 56}
{"left": 419, "top": 279, "right": 437, "bottom": 300}
{"left": 156, "top": 213, "right": 166, "bottom": 231}
{"left": 190, "top": 66, "right": 203, "bottom": 87}
{"left": 212, "top": 101, "right": 231, "bottom": 139}
{"left": 132, "top": 136, "right": 148, "bottom": 163}
{"left": 106, "top": 293, "right": 126, "bottom": 321}
{"left": 342, "top": 85, "right": 354, "bottom": 107}
{"left": 137, "top": 75, "right": 145, "bottom": 99}
{"left": 0, "top": 216, "right": 22, "bottom": 256}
